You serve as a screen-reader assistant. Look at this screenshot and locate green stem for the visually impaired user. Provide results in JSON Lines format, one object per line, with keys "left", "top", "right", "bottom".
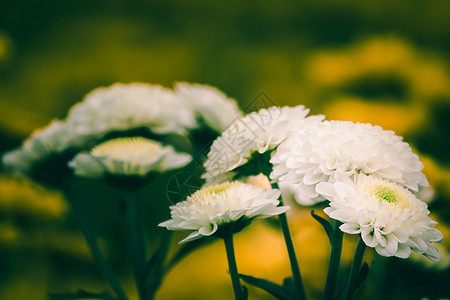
{"left": 146, "top": 230, "right": 173, "bottom": 299}
{"left": 278, "top": 210, "right": 306, "bottom": 300}
{"left": 271, "top": 182, "right": 306, "bottom": 299}
{"left": 223, "top": 234, "right": 243, "bottom": 300}
{"left": 64, "top": 182, "right": 128, "bottom": 300}
{"left": 345, "top": 238, "right": 366, "bottom": 300}
{"left": 120, "top": 190, "right": 147, "bottom": 300}
{"left": 322, "top": 221, "right": 343, "bottom": 300}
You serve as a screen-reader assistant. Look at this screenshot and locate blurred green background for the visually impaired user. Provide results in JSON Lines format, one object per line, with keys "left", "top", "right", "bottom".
{"left": 1, "top": 1, "right": 450, "bottom": 299}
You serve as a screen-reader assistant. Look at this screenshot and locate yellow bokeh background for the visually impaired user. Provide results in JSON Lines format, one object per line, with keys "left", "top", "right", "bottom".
{"left": 1, "top": 1, "right": 450, "bottom": 299}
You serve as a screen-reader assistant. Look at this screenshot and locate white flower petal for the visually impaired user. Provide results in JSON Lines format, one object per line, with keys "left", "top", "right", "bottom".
{"left": 375, "top": 234, "right": 398, "bottom": 257}
{"left": 422, "top": 243, "right": 441, "bottom": 262}
{"left": 361, "top": 227, "right": 378, "bottom": 248}
{"left": 395, "top": 243, "right": 412, "bottom": 259}
{"left": 339, "top": 222, "right": 361, "bottom": 234}
{"left": 69, "top": 153, "right": 105, "bottom": 178}
{"left": 199, "top": 223, "right": 219, "bottom": 236}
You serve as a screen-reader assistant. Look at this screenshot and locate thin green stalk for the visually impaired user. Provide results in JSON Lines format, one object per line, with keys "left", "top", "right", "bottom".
{"left": 278, "top": 210, "right": 306, "bottom": 300}
{"left": 64, "top": 182, "right": 128, "bottom": 300}
{"left": 345, "top": 238, "right": 366, "bottom": 300}
{"left": 146, "top": 230, "right": 173, "bottom": 299}
{"left": 322, "top": 221, "right": 344, "bottom": 300}
{"left": 271, "top": 182, "right": 306, "bottom": 300}
{"left": 223, "top": 234, "right": 244, "bottom": 300}
{"left": 120, "top": 191, "right": 147, "bottom": 300}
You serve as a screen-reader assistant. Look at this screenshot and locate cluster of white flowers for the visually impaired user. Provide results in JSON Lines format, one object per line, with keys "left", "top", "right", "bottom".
{"left": 196, "top": 105, "right": 441, "bottom": 261}
{"left": 2, "top": 82, "right": 240, "bottom": 176}
{"left": 2, "top": 80, "right": 443, "bottom": 261}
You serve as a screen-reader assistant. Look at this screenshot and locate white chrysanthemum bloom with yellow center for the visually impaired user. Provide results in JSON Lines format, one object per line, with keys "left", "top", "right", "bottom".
{"left": 2, "top": 120, "right": 69, "bottom": 173}
{"left": 159, "top": 181, "right": 288, "bottom": 243}
{"left": 69, "top": 137, "right": 191, "bottom": 178}
{"left": 203, "top": 106, "right": 324, "bottom": 179}
{"left": 317, "top": 174, "right": 442, "bottom": 261}
{"left": 271, "top": 120, "right": 428, "bottom": 204}
{"left": 66, "top": 83, "right": 196, "bottom": 143}
{"left": 174, "top": 82, "right": 243, "bottom": 133}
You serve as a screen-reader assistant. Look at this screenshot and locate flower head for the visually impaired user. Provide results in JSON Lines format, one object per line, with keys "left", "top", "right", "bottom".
{"left": 159, "top": 181, "right": 288, "bottom": 243}
{"left": 69, "top": 137, "right": 191, "bottom": 179}
{"left": 203, "top": 106, "right": 324, "bottom": 179}
{"left": 271, "top": 120, "right": 428, "bottom": 204}
{"left": 317, "top": 174, "right": 442, "bottom": 260}
{"left": 174, "top": 82, "right": 243, "bottom": 133}
{"left": 66, "top": 82, "right": 196, "bottom": 144}
{"left": 2, "top": 120, "right": 70, "bottom": 174}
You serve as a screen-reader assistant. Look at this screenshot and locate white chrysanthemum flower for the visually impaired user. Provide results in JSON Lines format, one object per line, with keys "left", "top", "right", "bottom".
{"left": 66, "top": 83, "right": 196, "bottom": 143}
{"left": 203, "top": 106, "right": 324, "bottom": 179}
{"left": 159, "top": 181, "right": 288, "bottom": 243}
{"left": 317, "top": 174, "right": 442, "bottom": 261}
{"left": 69, "top": 137, "right": 191, "bottom": 178}
{"left": 174, "top": 82, "right": 243, "bottom": 133}
{"left": 271, "top": 120, "right": 428, "bottom": 204}
{"left": 2, "top": 120, "right": 69, "bottom": 173}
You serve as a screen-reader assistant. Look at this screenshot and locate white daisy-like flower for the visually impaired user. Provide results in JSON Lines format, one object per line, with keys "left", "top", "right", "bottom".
{"left": 159, "top": 181, "right": 288, "bottom": 243}
{"left": 2, "top": 120, "right": 69, "bottom": 174}
{"left": 66, "top": 82, "right": 196, "bottom": 144}
{"left": 174, "top": 82, "right": 243, "bottom": 133}
{"left": 317, "top": 174, "right": 442, "bottom": 261}
{"left": 69, "top": 137, "right": 191, "bottom": 178}
{"left": 271, "top": 120, "right": 428, "bottom": 204}
{"left": 203, "top": 106, "right": 324, "bottom": 179}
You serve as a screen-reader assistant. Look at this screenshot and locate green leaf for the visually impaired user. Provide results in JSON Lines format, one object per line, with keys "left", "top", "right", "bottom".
{"left": 239, "top": 274, "right": 290, "bottom": 300}
{"left": 242, "top": 285, "right": 249, "bottom": 300}
{"left": 357, "top": 262, "right": 369, "bottom": 288}
{"left": 233, "top": 151, "right": 273, "bottom": 179}
{"left": 144, "top": 251, "right": 159, "bottom": 278}
{"left": 311, "top": 210, "right": 333, "bottom": 244}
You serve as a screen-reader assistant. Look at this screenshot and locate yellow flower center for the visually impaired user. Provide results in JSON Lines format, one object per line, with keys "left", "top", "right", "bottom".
{"left": 201, "top": 182, "right": 234, "bottom": 195}
{"left": 91, "top": 137, "right": 163, "bottom": 162}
